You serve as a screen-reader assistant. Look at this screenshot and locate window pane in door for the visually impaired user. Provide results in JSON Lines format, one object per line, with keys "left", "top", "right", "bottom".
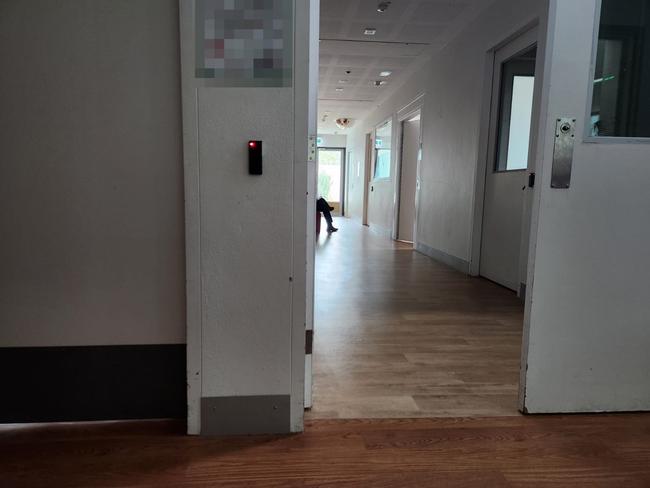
{"left": 590, "top": 0, "right": 650, "bottom": 138}
{"left": 317, "top": 149, "right": 343, "bottom": 203}
{"left": 374, "top": 121, "right": 392, "bottom": 179}
{"left": 506, "top": 76, "right": 535, "bottom": 170}
{"left": 495, "top": 48, "right": 536, "bottom": 172}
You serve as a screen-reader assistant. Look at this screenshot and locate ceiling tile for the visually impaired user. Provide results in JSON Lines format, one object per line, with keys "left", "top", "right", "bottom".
{"left": 320, "top": 0, "right": 355, "bottom": 20}
{"left": 352, "top": 0, "right": 414, "bottom": 23}
{"left": 394, "top": 23, "right": 445, "bottom": 43}
{"left": 336, "top": 54, "right": 377, "bottom": 68}
{"left": 318, "top": 0, "right": 484, "bottom": 132}
{"left": 411, "top": 1, "right": 467, "bottom": 24}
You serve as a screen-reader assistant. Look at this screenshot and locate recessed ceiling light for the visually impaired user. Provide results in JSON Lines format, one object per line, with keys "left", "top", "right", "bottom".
{"left": 338, "top": 79, "right": 349, "bottom": 84}
{"left": 335, "top": 87, "right": 344, "bottom": 92}
{"left": 379, "top": 71, "right": 392, "bottom": 77}
{"left": 364, "top": 28, "right": 377, "bottom": 36}
{"left": 377, "top": 1, "right": 391, "bottom": 13}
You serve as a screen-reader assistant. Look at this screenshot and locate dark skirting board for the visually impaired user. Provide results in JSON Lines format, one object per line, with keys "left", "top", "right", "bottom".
{"left": 0, "top": 344, "right": 186, "bottom": 423}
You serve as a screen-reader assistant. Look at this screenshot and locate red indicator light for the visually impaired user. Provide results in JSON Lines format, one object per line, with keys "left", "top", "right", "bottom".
{"left": 249, "top": 141, "right": 256, "bottom": 148}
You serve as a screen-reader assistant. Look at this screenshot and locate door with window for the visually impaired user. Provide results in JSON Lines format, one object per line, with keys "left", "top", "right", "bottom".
{"left": 480, "top": 31, "right": 538, "bottom": 292}
{"left": 521, "top": 0, "right": 650, "bottom": 413}
{"left": 317, "top": 148, "right": 345, "bottom": 215}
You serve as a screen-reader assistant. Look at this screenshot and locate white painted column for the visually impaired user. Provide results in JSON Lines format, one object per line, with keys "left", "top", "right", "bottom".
{"left": 180, "top": 0, "right": 317, "bottom": 435}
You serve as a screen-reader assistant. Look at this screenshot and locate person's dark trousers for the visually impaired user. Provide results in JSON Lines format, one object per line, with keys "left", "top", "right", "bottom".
{"left": 317, "top": 198, "right": 335, "bottom": 230}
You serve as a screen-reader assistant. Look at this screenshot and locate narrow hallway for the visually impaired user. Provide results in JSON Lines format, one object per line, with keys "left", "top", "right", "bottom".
{"left": 310, "top": 219, "right": 524, "bottom": 418}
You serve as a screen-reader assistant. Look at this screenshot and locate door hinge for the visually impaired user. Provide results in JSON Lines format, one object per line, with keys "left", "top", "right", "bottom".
{"left": 308, "top": 135, "right": 317, "bottom": 162}
{"left": 305, "top": 330, "right": 313, "bottom": 355}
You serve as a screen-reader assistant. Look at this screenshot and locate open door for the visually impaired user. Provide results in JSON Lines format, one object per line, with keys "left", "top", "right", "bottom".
{"left": 362, "top": 133, "right": 373, "bottom": 226}
{"left": 521, "top": 0, "right": 650, "bottom": 413}
{"left": 397, "top": 113, "right": 421, "bottom": 244}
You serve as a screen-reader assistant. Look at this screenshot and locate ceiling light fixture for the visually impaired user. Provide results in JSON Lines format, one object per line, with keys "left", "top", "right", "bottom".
{"left": 338, "top": 79, "right": 349, "bottom": 84}
{"left": 377, "top": 1, "right": 391, "bottom": 13}
{"left": 336, "top": 118, "right": 353, "bottom": 129}
{"left": 364, "top": 28, "right": 377, "bottom": 36}
{"left": 335, "top": 87, "right": 344, "bottom": 92}
{"left": 379, "top": 71, "right": 392, "bottom": 77}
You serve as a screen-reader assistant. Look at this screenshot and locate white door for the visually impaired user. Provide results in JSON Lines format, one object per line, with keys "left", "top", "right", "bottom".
{"left": 398, "top": 115, "right": 421, "bottom": 243}
{"left": 521, "top": 0, "right": 650, "bottom": 413}
{"left": 480, "top": 29, "right": 538, "bottom": 292}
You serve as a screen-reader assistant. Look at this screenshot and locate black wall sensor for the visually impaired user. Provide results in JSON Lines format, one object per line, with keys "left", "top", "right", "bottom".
{"left": 248, "top": 140, "right": 262, "bottom": 175}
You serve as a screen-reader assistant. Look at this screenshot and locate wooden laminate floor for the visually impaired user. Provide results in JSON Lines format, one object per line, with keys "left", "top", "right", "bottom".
{"left": 310, "top": 218, "right": 524, "bottom": 419}
{"left": 2, "top": 416, "right": 650, "bottom": 487}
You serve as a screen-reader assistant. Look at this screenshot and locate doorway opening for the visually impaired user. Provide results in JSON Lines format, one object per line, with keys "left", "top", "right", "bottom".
{"left": 310, "top": 25, "right": 540, "bottom": 420}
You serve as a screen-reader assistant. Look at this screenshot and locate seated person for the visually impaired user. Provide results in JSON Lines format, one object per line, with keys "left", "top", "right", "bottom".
{"left": 317, "top": 197, "right": 338, "bottom": 233}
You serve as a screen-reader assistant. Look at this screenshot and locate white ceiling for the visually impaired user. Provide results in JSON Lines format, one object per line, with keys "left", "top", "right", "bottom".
{"left": 318, "top": 0, "right": 491, "bottom": 133}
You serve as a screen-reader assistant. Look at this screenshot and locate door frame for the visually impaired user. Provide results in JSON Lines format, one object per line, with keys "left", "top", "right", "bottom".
{"left": 392, "top": 94, "right": 424, "bottom": 242}
{"left": 470, "top": 24, "right": 543, "bottom": 284}
{"left": 468, "top": 19, "right": 549, "bottom": 414}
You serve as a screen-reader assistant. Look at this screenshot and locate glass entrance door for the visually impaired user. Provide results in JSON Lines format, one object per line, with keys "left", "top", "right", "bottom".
{"left": 317, "top": 148, "right": 345, "bottom": 215}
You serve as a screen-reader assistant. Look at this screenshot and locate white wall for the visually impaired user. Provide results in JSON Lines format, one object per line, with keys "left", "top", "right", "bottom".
{"left": 0, "top": 0, "right": 185, "bottom": 347}
{"left": 346, "top": 0, "right": 546, "bottom": 262}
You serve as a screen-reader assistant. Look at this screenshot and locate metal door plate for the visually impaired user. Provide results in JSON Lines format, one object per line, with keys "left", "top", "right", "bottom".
{"left": 551, "top": 118, "right": 576, "bottom": 189}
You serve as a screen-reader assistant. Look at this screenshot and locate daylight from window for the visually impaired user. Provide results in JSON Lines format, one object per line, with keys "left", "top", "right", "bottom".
{"left": 317, "top": 149, "right": 343, "bottom": 203}
{"left": 374, "top": 121, "right": 392, "bottom": 179}
{"left": 506, "top": 75, "right": 535, "bottom": 170}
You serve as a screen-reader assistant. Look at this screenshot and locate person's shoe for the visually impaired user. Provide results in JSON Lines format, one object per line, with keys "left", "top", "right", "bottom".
{"left": 329, "top": 206, "right": 335, "bottom": 211}
{"left": 327, "top": 226, "right": 338, "bottom": 233}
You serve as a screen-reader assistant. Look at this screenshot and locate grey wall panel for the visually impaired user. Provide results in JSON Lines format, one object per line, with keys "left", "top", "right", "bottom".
{"left": 0, "top": 0, "right": 186, "bottom": 347}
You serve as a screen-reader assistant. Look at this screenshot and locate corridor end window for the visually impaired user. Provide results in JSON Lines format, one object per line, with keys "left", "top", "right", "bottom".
{"left": 374, "top": 121, "right": 392, "bottom": 179}
{"left": 590, "top": 0, "right": 650, "bottom": 138}
{"left": 317, "top": 148, "right": 344, "bottom": 204}
{"left": 505, "top": 76, "right": 535, "bottom": 170}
